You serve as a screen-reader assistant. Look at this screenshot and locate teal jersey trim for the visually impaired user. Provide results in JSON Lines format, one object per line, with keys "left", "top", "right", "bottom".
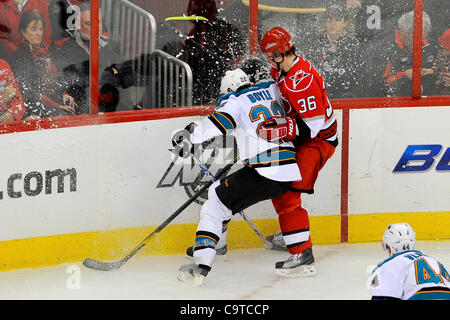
{"left": 373, "top": 250, "right": 423, "bottom": 273}
{"left": 216, "top": 81, "right": 275, "bottom": 107}
{"left": 409, "top": 289, "right": 450, "bottom": 300}
{"left": 244, "top": 147, "right": 296, "bottom": 168}
{"left": 208, "top": 111, "right": 237, "bottom": 135}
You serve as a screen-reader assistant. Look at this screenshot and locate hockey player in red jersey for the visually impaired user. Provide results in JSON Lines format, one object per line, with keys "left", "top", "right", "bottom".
{"left": 259, "top": 27, "right": 338, "bottom": 276}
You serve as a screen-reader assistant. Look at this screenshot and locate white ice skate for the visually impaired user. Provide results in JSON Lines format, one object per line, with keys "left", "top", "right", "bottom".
{"left": 177, "top": 263, "right": 209, "bottom": 287}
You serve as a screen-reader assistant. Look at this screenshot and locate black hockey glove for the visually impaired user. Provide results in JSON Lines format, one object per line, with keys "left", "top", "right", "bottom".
{"left": 171, "top": 123, "right": 197, "bottom": 158}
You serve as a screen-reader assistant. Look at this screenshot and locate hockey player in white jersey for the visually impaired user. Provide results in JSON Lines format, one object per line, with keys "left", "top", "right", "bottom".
{"left": 171, "top": 68, "right": 301, "bottom": 286}
{"left": 369, "top": 223, "right": 450, "bottom": 300}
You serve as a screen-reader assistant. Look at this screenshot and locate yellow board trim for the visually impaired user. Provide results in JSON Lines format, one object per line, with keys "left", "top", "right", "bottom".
{"left": 349, "top": 211, "right": 450, "bottom": 243}
{"left": 0, "top": 212, "right": 448, "bottom": 272}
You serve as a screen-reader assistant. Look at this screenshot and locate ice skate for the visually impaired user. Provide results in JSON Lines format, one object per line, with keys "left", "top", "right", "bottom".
{"left": 177, "top": 263, "right": 209, "bottom": 287}
{"left": 265, "top": 231, "right": 287, "bottom": 251}
{"left": 275, "top": 248, "right": 317, "bottom": 277}
{"left": 185, "top": 244, "right": 228, "bottom": 259}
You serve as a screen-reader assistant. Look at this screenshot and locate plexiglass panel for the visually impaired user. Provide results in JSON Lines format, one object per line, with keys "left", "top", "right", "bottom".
{"left": 0, "top": 0, "right": 448, "bottom": 123}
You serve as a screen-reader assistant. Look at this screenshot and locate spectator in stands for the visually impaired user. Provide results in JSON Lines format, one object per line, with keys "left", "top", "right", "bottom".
{"left": 350, "top": 0, "right": 414, "bottom": 44}
{"left": 180, "top": 0, "right": 245, "bottom": 105}
{"left": 47, "top": 0, "right": 87, "bottom": 45}
{"left": 0, "top": 0, "right": 51, "bottom": 58}
{"left": 0, "top": 58, "right": 25, "bottom": 122}
{"left": 351, "top": 1, "right": 449, "bottom": 45}
{"left": 382, "top": 10, "right": 436, "bottom": 97}
{"left": 8, "top": 9, "right": 75, "bottom": 119}
{"left": 52, "top": 1, "right": 133, "bottom": 113}
{"left": 303, "top": 3, "right": 367, "bottom": 98}
{"left": 431, "top": 29, "right": 450, "bottom": 95}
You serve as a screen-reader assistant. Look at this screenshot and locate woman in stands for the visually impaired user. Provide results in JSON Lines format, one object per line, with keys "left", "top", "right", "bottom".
{"left": 8, "top": 9, "right": 75, "bottom": 119}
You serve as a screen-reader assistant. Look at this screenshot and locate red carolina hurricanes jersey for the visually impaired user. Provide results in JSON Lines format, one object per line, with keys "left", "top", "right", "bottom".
{"left": 270, "top": 56, "right": 338, "bottom": 145}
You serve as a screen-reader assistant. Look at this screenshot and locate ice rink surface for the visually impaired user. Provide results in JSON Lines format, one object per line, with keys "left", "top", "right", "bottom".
{"left": 1, "top": 240, "right": 449, "bottom": 301}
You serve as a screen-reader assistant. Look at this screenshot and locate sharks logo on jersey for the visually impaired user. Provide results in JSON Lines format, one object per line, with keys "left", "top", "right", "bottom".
{"left": 156, "top": 136, "right": 240, "bottom": 204}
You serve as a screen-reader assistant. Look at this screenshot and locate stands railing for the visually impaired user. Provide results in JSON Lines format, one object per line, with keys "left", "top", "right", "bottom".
{"left": 143, "top": 50, "right": 193, "bottom": 108}
{"left": 100, "top": 0, "right": 156, "bottom": 56}
{"left": 100, "top": 0, "right": 191, "bottom": 108}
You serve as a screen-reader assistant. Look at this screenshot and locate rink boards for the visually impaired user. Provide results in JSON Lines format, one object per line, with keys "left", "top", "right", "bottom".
{"left": 0, "top": 106, "right": 449, "bottom": 271}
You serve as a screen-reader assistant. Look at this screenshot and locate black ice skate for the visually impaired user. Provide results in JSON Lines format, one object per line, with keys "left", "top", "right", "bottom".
{"left": 177, "top": 263, "right": 210, "bottom": 287}
{"left": 185, "top": 244, "right": 228, "bottom": 259}
{"left": 275, "top": 248, "right": 317, "bottom": 277}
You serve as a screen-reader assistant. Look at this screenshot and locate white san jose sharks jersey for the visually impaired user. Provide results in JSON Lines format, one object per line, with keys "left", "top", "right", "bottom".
{"left": 369, "top": 250, "right": 450, "bottom": 300}
{"left": 190, "top": 81, "right": 301, "bottom": 182}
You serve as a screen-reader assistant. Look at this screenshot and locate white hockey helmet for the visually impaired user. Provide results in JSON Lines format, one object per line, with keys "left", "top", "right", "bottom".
{"left": 382, "top": 223, "right": 416, "bottom": 254}
{"left": 220, "top": 68, "right": 251, "bottom": 94}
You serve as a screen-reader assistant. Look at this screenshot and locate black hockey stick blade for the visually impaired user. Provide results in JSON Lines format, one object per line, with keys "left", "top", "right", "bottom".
{"left": 82, "top": 258, "right": 125, "bottom": 271}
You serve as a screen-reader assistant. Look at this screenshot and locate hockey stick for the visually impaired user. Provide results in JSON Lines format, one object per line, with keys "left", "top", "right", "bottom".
{"left": 82, "top": 161, "right": 236, "bottom": 271}
{"left": 192, "top": 155, "right": 286, "bottom": 251}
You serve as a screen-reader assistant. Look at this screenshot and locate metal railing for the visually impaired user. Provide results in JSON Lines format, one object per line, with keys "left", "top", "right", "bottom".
{"left": 144, "top": 50, "right": 193, "bottom": 108}
{"left": 99, "top": 0, "right": 191, "bottom": 108}
{"left": 101, "top": 0, "right": 155, "bottom": 55}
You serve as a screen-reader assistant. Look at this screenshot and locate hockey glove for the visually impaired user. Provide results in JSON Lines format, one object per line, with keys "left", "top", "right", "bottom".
{"left": 171, "top": 123, "right": 197, "bottom": 158}
{"left": 258, "top": 116, "right": 297, "bottom": 142}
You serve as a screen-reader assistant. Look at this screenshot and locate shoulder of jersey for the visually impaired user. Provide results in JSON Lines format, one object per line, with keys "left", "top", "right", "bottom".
{"left": 216, "top": 81, "right": 276, "bottom": 107}
{"left": 375, "top": 250, "right": 423, "bottom": 271}
{"left": 283, "top": 58, "right": 315, "bottom": 92}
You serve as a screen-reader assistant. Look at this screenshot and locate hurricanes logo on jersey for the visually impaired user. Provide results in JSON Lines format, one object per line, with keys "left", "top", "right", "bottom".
{"left": 289, "top": 70, "right": 312, "bottom": 91}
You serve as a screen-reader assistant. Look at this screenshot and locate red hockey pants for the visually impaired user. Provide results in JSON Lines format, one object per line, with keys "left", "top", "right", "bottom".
{"left": 271, "top": 139, "right": 335, "bottom": 254}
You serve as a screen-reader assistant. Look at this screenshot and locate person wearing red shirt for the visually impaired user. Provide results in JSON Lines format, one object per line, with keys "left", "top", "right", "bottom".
{"left": 432, "top": 28, "right": 450, "bottom": 95}
{"left": 0, "top": 58, "right": 25, "bottom": 122}
{"left": 259, "top": 27, "right": 338, "bottom": 276}
{"left": 0, "top": 0, "right": 52, "bottom": 58}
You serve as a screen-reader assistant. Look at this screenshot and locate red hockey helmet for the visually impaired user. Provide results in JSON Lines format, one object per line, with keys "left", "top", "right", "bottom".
{"left": 438, "top": 28, "right": 450, "bottom": 51}
{"left": 260, "top": 27, "right": 294, "bottom": 58}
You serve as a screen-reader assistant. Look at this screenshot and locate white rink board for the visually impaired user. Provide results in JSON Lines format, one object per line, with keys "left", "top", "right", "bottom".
{"left": 348, "top": 106, "right": 450, "bottom": 214}
{"left": 0, "top": 117, "right": 205, "bottom": 241}
{"left": 0, "top": 112, "right": 342, "bottom": 242}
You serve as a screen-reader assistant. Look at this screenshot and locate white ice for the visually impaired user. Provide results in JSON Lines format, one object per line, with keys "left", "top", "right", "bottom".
{"left": 0, "top": 241, "right": 449, "bottom": 300}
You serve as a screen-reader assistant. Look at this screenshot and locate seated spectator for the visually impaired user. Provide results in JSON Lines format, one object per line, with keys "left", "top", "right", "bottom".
{"left": 351, "top": 0, "right": 414, "bottom": 44}
{"left": 303, "top": 3, "right": 367, "bottom": 98}
{"left": 382, "top": 10, "right": 437, "bottom": 97}
{"left": 8, "top": 9, "right": 75, "bottom": 119}
{"left": 351, "top": 0, "right": 449, "bottom": 45}
{"left": 178, "top": 0, "right": 245, "bottom": 105}
{"left": 47, "top": 0, "right": 87, "bottom": 45}
{"left": 0, "top": 0, "right": 51, "bottom": 58}
{"left": 0, "top": 58, "right": 25, "bottom": 122}
{"left": 431, "top": 29, "right": 450, "bottom": 95}
{"left": 52, "top": 1, "right": 133, "bottom": 113}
